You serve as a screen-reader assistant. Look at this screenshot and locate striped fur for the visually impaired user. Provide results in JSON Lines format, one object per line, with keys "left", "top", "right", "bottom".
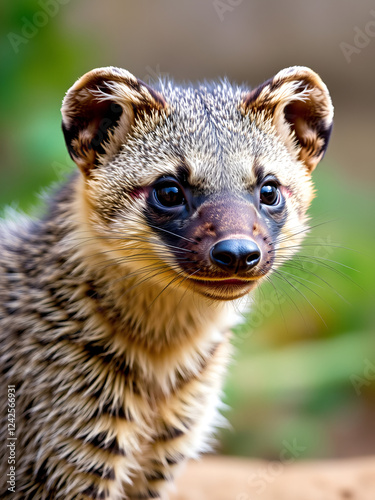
{"left": 0, "top": 66, "right": 333, "bottom": 499}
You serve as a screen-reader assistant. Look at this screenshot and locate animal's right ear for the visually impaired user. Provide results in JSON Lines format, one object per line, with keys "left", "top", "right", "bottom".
{"left": 61, "top": 67, "right": 168, "bottom": 176}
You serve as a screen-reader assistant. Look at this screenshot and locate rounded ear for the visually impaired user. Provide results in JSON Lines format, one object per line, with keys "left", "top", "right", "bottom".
{"left": 61, "top": 66, "right": 168, "bottom": 176}
{"left": 241, "top": 66, "right": 334, "bottom": 172}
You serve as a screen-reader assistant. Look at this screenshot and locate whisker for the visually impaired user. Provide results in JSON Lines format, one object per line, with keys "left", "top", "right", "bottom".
{"left": 270, "top": 219, "right": 338, "bottom": 245}
{"left": 276, "top": 269, "right": 335, "bottom": 313}
{"left": 112, "top": 267, "right": 178, "bottom": 302}
{"left": 145, "top": 222, "right": 197, "bottom": 244}
{"left": 273, "top": 251, "right": 362, "bottom": 282}
{"left": 93, "top": 257, "right": 193, "bottom": 276}
{"left": 294, "top": 254, "right": 359, "bottom": 272}
{"left": 291, "top": 255, "right": 363, "bottom": 290}
{"left": 277, "top": 268, "right": 325, "bottom": 289}
{"left": 164, "top": 268, "right": 203, "bottom": 336}
{"left": 264, "top": 275, "right": 289, "bottom": 335}
{"left": 271, "top": 243, "right": 359, "bottom": 255}
{"left": 272, "top": 269, "right": 328, "bottom": 328}
{"left": 274, "top": 261, "right": 349, "bottom": 304}
{"left": 268, "top": 273, "right": 310, "bottom": 330}
{"left": 274, "top": 256, "right": 362, "bottom": 291}
{"left": 141, "top": 269, "right": 190, "bottom": 314}
{"left": 70, "top": 234, "right": 197, "bottom": 255}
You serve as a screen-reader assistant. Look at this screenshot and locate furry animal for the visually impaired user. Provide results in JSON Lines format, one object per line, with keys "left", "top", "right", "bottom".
{"left": 0, "top": 66, "right": 333, "bottom": 499}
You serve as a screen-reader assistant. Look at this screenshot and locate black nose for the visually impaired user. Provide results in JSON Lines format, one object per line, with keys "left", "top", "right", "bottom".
{"left": 210, "top": 239, "right": 261, "bottom": 274}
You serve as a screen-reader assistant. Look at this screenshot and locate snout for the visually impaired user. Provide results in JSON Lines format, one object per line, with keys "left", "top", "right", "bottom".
{"left": 209, "top": 239, "right": 261, "bottom": 274}
{"left": 186, "top": 234, "right": 268, "bottom": 299}
{"left": 158, "top": 193, "right": 275, "bottom": 299}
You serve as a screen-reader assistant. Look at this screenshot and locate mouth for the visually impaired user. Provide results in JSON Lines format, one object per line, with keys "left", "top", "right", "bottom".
{"left": 187, "top": 277, "right": 259, "bottom": 300}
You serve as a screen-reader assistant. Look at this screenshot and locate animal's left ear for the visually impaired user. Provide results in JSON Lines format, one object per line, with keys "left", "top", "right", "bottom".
{"left": 241, "top": 66, "right": 334, "bottom": 172}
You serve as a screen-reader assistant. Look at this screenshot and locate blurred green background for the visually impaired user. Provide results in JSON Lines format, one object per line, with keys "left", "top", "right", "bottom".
{"left": 1, "top": 0, "right": 374, "bottom": 460}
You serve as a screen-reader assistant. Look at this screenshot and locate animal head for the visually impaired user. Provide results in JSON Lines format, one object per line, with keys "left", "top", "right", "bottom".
{"left": 62, "top": 66, "right": 333, "bottom": 301}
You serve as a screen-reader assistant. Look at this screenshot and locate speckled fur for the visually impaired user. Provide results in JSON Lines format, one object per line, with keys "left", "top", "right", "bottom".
{"left": 0, "top": 66, "right": 333, "bottom": 499}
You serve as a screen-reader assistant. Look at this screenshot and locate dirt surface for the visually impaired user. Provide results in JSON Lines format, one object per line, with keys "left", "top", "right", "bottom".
{"left": 169, "top": 455, "right": 375, "bottom": 500}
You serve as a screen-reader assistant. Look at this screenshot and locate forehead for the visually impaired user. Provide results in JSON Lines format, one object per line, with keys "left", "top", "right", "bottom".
{"left": 115, "top": 81, "right": 295, "bottom": 192}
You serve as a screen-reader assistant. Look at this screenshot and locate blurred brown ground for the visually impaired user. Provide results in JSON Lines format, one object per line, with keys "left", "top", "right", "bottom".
{"left": 170, "top": 455, "right": 375, "bottom": 500}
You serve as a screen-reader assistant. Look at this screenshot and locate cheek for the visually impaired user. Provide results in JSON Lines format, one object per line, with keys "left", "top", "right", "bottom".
{"left": 276, "top": 203, "right": 309, "bottom": 256}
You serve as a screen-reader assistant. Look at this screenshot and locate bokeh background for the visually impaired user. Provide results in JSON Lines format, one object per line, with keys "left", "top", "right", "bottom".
{"left": 1, "top": 0, "right": 374, "bottom": 460}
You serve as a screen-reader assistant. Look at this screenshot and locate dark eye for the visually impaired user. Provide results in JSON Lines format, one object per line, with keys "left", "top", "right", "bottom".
{"left": 154, "top": 182, "right": 186, "bottom": 208}
{"left": 260, "top": 182, "right": 279, "bottom": 205}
